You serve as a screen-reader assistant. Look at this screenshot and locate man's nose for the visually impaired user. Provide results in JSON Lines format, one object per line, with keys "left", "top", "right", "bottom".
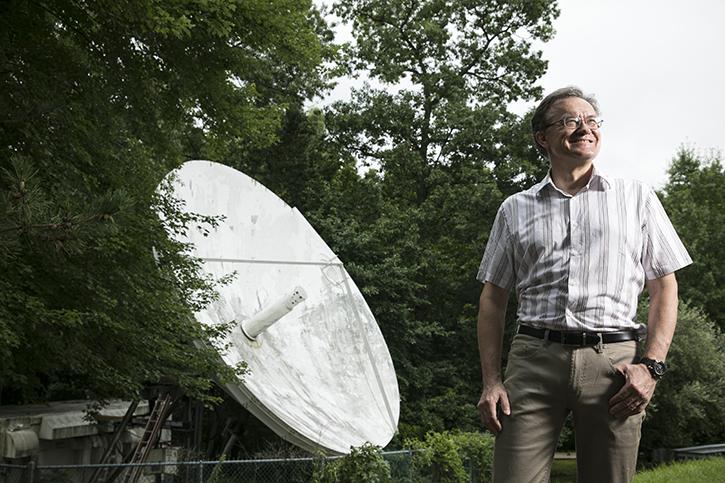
{"left": 575, "top": 119, "right": 592, "bottom": 133}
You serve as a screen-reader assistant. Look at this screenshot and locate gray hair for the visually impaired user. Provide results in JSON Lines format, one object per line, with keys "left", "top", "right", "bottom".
{"left": 531, "top": 86, "right": 600, "bottom": 156}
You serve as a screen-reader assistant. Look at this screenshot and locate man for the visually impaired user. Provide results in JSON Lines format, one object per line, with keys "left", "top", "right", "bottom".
{"left": 476, "top": 86, "right": 692, "bottom": 483}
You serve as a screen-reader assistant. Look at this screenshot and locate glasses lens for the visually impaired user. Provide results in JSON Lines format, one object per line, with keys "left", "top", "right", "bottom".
{"left": 563, "top": 117, "right": 579, "bottom": 129}
{"left": 545, "top": 117, "right": 602, "bottom": 130}
{"left": 585, "top": 117, "right": 602, "bottom": 129}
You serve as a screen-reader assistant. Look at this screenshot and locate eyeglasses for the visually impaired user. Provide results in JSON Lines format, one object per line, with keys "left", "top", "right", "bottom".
{"left": 543, "top": 116, "right": 604, "bottom": 131}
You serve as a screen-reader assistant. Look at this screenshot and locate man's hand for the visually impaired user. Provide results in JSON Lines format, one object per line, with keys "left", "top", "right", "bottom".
{"left": 608, "top": 363, "right": 657, "bottom": 418}
{"left": 477, "top": 282, "right": 510, "bottom": 434}
{"left": 477, "top": 381, "right": 511, "bottom": 434}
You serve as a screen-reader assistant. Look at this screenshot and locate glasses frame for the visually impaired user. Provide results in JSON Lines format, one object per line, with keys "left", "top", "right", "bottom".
{"left": 543, "top": 116, "right": 604, "bottom": 131}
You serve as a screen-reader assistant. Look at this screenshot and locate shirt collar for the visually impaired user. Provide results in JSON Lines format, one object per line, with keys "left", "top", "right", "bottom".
{"left": 535, "top": 165, "right": 612, "bottom": 196}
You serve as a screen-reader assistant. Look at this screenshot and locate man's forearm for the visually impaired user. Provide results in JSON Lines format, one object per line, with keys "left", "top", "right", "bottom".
{"left": 643, "top": 273, "right": 679, "bottom": 361}
{"left": 478, "top": 283, "right": 509, "bottom": 386}
{"left": 608, "top": 273, "right": 679, "bottom": 417}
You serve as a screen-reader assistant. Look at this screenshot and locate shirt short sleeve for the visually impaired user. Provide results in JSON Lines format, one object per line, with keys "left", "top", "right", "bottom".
{"left": 641, "top": 188, "right": 693, "bottom": 279}
{"left": 477, "top": 204, "right": 515, "bottom": 290}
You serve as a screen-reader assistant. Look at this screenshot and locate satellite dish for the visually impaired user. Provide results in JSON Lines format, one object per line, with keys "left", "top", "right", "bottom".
{"left": 162, "top": 160, "right": 400, "bottom": 454}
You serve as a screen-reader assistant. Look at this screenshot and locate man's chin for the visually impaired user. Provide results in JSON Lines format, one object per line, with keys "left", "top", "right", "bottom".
{"left": 570, "top": 148, "right": 599, "bottom": 161}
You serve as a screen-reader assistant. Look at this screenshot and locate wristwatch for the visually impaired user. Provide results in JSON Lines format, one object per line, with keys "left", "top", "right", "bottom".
{"left": 639, "top": 357, "right": 666, "bottom": 380}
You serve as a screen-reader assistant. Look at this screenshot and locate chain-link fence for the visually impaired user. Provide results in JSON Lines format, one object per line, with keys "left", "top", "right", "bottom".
{"left": 0, "top": 449, "right": 427, "bottom": 483}
{"left": 0, "top": 462, "right": 28, "bottom": 483}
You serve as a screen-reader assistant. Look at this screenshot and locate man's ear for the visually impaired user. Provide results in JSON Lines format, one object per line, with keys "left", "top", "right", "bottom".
{"left": 535, "top": 131, "right": 548, "bottom": 153}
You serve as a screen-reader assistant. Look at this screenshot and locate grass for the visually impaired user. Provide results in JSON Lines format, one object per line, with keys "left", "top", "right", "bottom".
{"left": 550, "top": 459, "right": 577, "bottom": 482}
{"left": 547, "top": 456, "right": 725, "bottom": 483}
{"left": 633, "top": 457, "right": 725, "bottom": 482}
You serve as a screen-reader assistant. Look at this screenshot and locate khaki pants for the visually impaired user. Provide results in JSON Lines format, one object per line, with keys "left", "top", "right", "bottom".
{"left": 493, "top": 334, "right": 644, "bottom": 483}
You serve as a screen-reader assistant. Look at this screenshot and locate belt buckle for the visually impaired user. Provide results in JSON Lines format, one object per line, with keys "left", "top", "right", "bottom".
{"left": 584, "top": 333, "right": 601, "bottom": 346}
{"left": 561, "top": 332, "right": 599, "bottom": 346}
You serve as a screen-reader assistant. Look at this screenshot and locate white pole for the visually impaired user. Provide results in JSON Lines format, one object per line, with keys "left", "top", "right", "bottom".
{"left": 241, "top": 286, "right": 307, "bottom": 340}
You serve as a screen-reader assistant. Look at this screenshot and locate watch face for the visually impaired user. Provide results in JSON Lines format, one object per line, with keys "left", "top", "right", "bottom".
{"left": 641, "top": 358, "right": 665, "bottom": 378}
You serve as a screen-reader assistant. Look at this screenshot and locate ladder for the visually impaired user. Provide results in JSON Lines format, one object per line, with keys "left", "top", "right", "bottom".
{"left": 88, "top": 400, "right": 139, "bottom": 483}
{"left": 121, "top": 392, "right": 174, "bottom": 483}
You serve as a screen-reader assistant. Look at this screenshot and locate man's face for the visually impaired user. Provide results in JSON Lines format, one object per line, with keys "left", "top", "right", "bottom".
{"left": 536, "top": 97, "right": 601, "bottom": 165}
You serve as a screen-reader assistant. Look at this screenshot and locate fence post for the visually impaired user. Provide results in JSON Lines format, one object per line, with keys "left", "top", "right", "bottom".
{"left": 27, "top": 461, "right": 36, "bottom": 483}
{"left": 197, "top": 460, "right": 204, "bottom": 483}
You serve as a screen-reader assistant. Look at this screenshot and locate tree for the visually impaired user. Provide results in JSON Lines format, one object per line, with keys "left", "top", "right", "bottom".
{"left": 660, "top": 147, "right": 725, "bottom": 331}
{"left": 325, "top": 0, "right": 557, "bottom": 437}
{"left": 0, "top": 0, "right": 333, "bottom": 404}
{"left": 331, "top": 0, "right": 555, "bottom": 196}
{"left": 639, "top": 301, "right": 725, "bottom": 450}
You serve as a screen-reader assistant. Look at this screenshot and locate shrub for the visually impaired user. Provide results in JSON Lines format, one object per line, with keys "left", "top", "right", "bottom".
{"left": 405, "top": 431, "right": 494, "bottom": 482}
{"left": 449, "top": 432, "right": 494, "bottom": 482}
{"left": 311, "top": 443, "right": 392, "bottom": 483}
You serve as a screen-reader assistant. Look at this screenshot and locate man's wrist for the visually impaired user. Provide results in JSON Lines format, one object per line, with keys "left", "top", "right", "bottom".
{"left": 638, "top": 357, "right": 666, "bottom": 380}
{"left": 482, "top": 376, "right": 503, "bottom": 388}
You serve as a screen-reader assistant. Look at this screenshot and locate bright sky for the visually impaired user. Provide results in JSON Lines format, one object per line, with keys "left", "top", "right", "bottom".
{"left": 320, "top": 0, "right": 725, "bottom": 188}
{"left": 512, "top": 0, "right": 725, "bottom": 188}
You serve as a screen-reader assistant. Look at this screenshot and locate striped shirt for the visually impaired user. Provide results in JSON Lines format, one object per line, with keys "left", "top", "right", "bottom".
{"left": 477, "top": 168, "right": 692, "bottom": 332}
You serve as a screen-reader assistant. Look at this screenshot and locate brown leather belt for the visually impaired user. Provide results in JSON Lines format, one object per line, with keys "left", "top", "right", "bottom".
{"left": 518, "top": 324, "right": 639, "bottom": 347}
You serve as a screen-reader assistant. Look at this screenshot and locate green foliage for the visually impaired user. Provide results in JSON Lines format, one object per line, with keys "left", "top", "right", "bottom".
{"left": 334, "top": 0, "right": 558, "bottom": 101}
{"left": 405, "top": 431, "right": 494, "bottom": 482}
{"left": 633, "top": 457, "right": 725, "bottom": 483}
{"left": 324, "top": 0, "right": 555, "bottom": 441}
{"left": 660, "top": 147, "right": 725, "bottom": 331}
{"left": 330, "top": 0, "right": 555, "bottom": 188}
{"left": 0, "top": 0, "right": 562, "bottom": 456}
{"left": 0, "top": 154, "right": 242, "bottom": 404}
{"left": 0, "top": 0, "right": 331, "bottom": 404}
{"left": 639, "top": 301, "right": 725, "bottom": 450}
{"left": 311, "top": 443, "right": 392, "bottom": 483}
{"left": 645, "top": 148, "right": 725, "bottom": 451}
{"left": 555, "top": 415, "right": 575, "bottom": 452}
